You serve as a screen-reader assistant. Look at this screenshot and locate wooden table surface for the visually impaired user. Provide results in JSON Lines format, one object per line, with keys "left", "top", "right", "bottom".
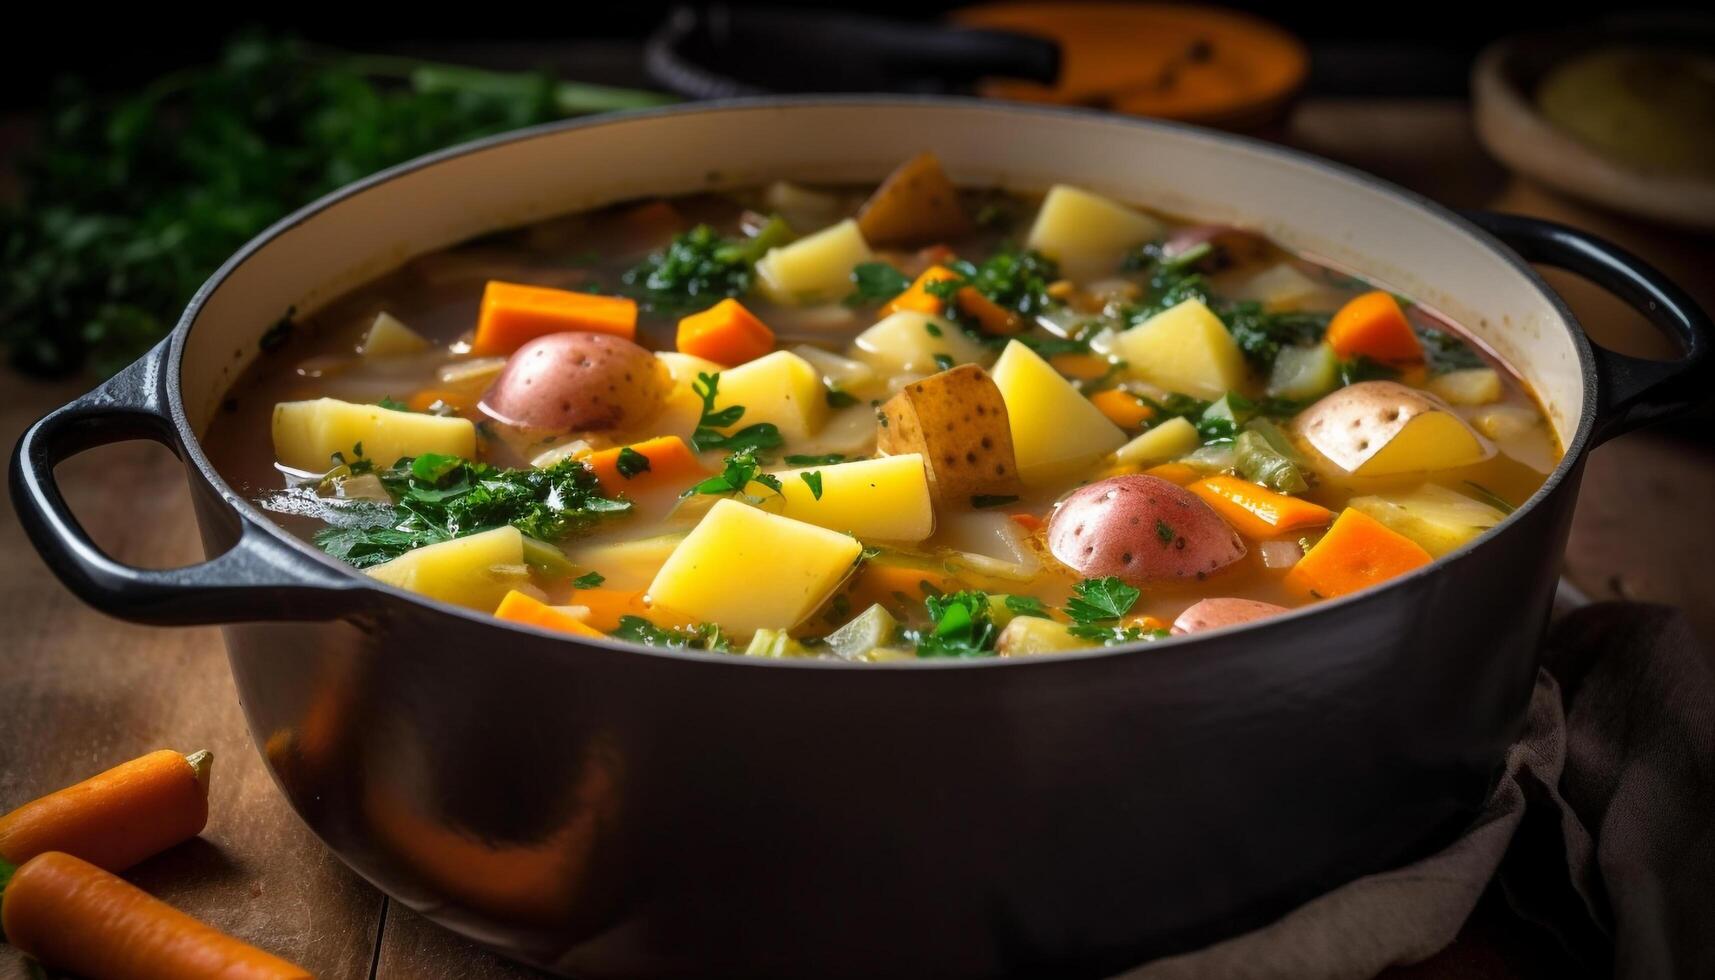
{"left": 3, "top": 98, "right": 1712, "bottom": 979}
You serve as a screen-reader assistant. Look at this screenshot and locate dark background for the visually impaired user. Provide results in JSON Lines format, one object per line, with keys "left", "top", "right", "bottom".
{"left": 4, "top": 2, "right": 1702, "bottom": 107}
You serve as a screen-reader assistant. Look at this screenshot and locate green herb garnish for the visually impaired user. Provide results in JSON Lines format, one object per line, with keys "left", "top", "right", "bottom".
{"left": 689, "top": 371, "right": 784, "bottom": 454}
{"left": 615, "top": 446, "right": 651, "bottom": 479}
{"left": 932, "top": 353, "right": 956, "bottom": 372}
{"left": 622, "top": 218, "right": 789, "bottom": 312}
{"left": 612, "top": 615, "right": 730, "bottom": 651}
{"left": 313, "top": 454, "right": 631, "bottom": 568}
{"left": 1419, "top": 326, "right": 1486, "bottom": 375}
{"left": 910, "top": 590, "right": 999, "bottom": 658}
{"left": 801, "top": 471, "right": 824, "bottom": 500}
{"left": 680, "top": 448, "right": 783, "bottom": 503}
{"left": 844, "top": 261, "right": 912, "bottom": 306}
{"left": 571, "top": 571, "right": 606, "bottom": 589}
{"left": 785, "top": 453, "right": 850, "bottom": 466}
{"left": 1004, "top": 594, "right": 1050, "bottom": 618}
{"left": 1063, "top": 577, "right": 1142, "bottom": 625}
{"left": 971, "top": 494, "right": 1020, "bottom": 509}
{"left": 1155, "top": 519, "right": 1176, "bottom": 544}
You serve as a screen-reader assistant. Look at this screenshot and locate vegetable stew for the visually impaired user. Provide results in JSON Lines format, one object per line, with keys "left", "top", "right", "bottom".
{"left": 205, "top": 152, "right": 1562, "bottom": 659}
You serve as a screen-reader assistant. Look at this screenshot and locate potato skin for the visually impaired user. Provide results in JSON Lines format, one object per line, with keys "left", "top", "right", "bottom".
{"left": 1172, "top": 597, "right": 1288, "bottom": 635}
{"left": 1048, "top": 475, "right": 1246, "bottom": 584}
{"left": 483, "top": 332, "right": 666, "bottom": 431}
{"left": 876, "top": 365, "right": 1023, "bottom": 507}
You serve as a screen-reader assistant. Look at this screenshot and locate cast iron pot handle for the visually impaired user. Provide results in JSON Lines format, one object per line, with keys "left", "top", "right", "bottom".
{"left": 1462, "top": 210, "right": 1714, "bottom": 445}
{"left": 9, "top": 342, "right": 367, "bottom": 626}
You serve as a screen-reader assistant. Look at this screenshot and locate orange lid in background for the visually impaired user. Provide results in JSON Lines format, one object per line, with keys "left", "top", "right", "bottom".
{"left": 954, "top": 2, "right": 1308, "bottom": 129}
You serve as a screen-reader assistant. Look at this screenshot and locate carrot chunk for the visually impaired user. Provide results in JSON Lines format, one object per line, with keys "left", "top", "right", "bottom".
{"left": 1008, "top": 512, "right": 1044, "bottom": 533}
{"left": 494, "top": 590, "right": 607, "bottom": 639}
{"left": 1325, "top": 291, "right": 1422, "bottom": 363}
{"left": 883, "top": 265, "right": 1020, "bottom": 334}
{"left": 675, "top": 298, "right": 776, "bottom": 366}
{"left": 471, "top": 281, "right": 637, "bottom": 356}
{"left": 1189, "top": 476, "right": 1334, "bottom": 541}
{"left": 1090, "top": 388, "right": 1155, "bottom": 428}
{"left": 0, "top": 749, "right": 209, "bottom": 872}
{"left": 1143, "top": 462, "right": 1202, "bottom": 485}
{"left": 1, "top": 851, "right": 311, "bottom": 979}
{"left": 1285, "top": 507, "right": 1432, "bottom": 600}
{"left": 569, "top": 589, "right": 695, "bottom": 633}
{"left": 1050, "top": 353, "right": 1113, "bottom": 380}
{"left": 581, "top": 435, "right": 707, "bottom": 496}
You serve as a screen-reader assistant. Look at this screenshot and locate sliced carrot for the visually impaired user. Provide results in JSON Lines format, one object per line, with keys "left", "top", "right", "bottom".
{"left": 1143, "top": 462, "right": 1202, "bottom": 485}
{"left": 1008, "top": 513, "right": 1044, "bottom": 533}
{"left": 883, "top": 265, "right": 1021, "bottom": 335}
{"left": 844, "top": 561, "right": 962, "bottom": 617}
{"left": 471, "top": 280, "right": 637, "bottom": 356}
{"left": 581, "top": 435, "right": 707, "bottom": 496}
{"left": 1189, "top": 476, "right": 1335, "bottom": 541}
{"left": 406, "top": 387, "right": 474, "bottom": 415}
{"left": 570, "top": 589, "right": 695, "bottom": 633}
{"left": 1285, "top": 507, "right": 1432, "bottom": 600}
{"left": 675, "top": 298, "right": 776, "bottom": 366}
{"left": 0, "top": 750, "right": 209, "bottom": 873}
{"left": 495, "top": 590, "right": 606, "bottom": 639}
{"left": 1090, "top": 388, "right": 1155, "bottom": 428}
{"left": 1, "top": 851, "right": 311, "bottom": 979}
{"left": 1325, "top": 291, "right": 1422, "bottom": 363}
{"left": 1050, "top": 352, "right": 1113, "bottom": 380}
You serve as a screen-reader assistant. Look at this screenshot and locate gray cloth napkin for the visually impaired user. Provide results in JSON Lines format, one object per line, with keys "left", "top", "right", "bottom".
{"left": 1120, "top": 601, "right": 1715, "bottom": 980}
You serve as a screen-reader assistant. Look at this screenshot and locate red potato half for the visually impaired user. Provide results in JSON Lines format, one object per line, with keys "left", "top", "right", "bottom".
{"left": 1172, "top": 597, "right": 1289, "bottom": 635}
{"left": 483, "top": 332, "right": 667, "bottom": 432}
{"left": 1047, "top": 475, "right": 1246, "bottom": 585}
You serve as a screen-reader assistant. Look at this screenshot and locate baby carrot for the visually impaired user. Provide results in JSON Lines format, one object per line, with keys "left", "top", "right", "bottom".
{"left": 0, "top": 750, "right": 210, "bottom": 873}
{"left": 0, "top": 851, "right": 311, "bottom": 979}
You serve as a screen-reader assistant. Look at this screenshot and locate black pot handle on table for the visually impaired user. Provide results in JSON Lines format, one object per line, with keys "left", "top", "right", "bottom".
{"left": 9, "top": 342, "right": 367, "bottom": 626}
{"left": 1462, "top": 210, "right": 1715, "bottom": 445}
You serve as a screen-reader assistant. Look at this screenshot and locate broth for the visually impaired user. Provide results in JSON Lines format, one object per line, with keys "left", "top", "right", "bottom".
{"left": 205, "top": 156, "right": 1561, "bottom": 657}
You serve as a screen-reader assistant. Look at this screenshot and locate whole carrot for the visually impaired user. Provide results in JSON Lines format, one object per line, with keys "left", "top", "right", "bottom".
{"left": 0, "top": 749, "right": 211, "bottom": 872}
{"left": 0, "top": 851, "right": 311, "bottom": 979}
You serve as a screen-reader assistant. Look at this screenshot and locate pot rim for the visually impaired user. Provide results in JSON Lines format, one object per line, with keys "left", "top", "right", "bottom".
{"left": 164, "top": 94, "right": 1598, "bottom": 667}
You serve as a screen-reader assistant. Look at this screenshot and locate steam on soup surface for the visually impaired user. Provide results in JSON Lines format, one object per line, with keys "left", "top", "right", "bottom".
{"left": 206, "top": 152, "right": 1561, "bottom": 658}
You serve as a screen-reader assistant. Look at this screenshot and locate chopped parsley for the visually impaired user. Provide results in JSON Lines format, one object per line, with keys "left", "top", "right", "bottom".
{"left": 615, "top": 446, "right": 651, "bottom": 478}
{"left": 1155, "top": 519, "right": 1176, "bottom": 544}
{"left": 571, "top": 571, "right": 605, "bottom": 589}
{"left": 927, "top": 248, "right": 1061, "bottom": 327}
{"left": 801, "top": 471, "right": 824, "bottom": 500}
{"left": 1004, "top": 594, "right": 1049, "bottom": 618}
{"left": 1221, "top": 303, "right": 1329, "bottom": 369}
{"left": 932, "top": 353, "right": 956, "bottom": 372}
{"left": 689, "top": 371, "right": 784, "bottom": 454}
{"left": 621, "top": 218, "right": 791, "bottom": 312}
{"left": 1063, "top": 577, "right": 1142, "bottom": 625}
{"left": 1338, "top": 356, "right": 1400, "bottom": 386}
{"left": 313, "top": 454, "right": 631, "bottom": 568}
{"left": 971, "top": 494, "right": 1020, "bottom": 509}
{"left": 923, "top": 320, "right": 944, "bottom": 337}
{"left": 377, "top": 396, "right": 413, "bottom": 412}
{"left": 612, "top": 615, "right": 730, "bottom": 651}
{"left": 785, "top": 453, "right": 850, "bottom": 466}
{"left": 845, "top": 261, "right": 912, "bottom": 306}
{"left": 910, "top": 590, "right": 1000, "bottom": 658}
{"left": 1419, "top": 326, "right": 1486, "bottom": 375}
{"left": 825, "top": 385, "right": 859, "bottom": 408}
{"left": 680, "top": 448, "right": 783, "bottom": 503}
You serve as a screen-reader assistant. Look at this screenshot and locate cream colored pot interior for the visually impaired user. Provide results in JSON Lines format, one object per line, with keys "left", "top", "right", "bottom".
{"left": 178, "top": 101, "right": 1585, "bottom": 448}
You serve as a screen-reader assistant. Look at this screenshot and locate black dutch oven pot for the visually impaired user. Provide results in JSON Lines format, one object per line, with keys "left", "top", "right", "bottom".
{"left": 10, "top": 99, "right": 1712, "bottom": 977}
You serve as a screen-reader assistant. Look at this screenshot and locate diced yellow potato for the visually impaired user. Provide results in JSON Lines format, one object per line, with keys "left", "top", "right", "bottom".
{"left": 711, "top": 350, "right": 829, "bottom": 440}
{"left": 656, "top": 351, "right": 724, "bottom": 386}
{"left": 853, "top": 311, "right": 989, "bottom": 375}
{"left": 770, "top": 454, "right": 934, "bottom": 542}
{"left": 360, "top": 312, "right": 429, "bottom": 357}
{"left": 564, "top": 532, "right": 688, "bottom": 591}
{"left": 1294, "top": 381, "right": 1492, "bottom": 476}
{"left": 648, "top": 499, "right": 862, "bottom": 634}
{"left": 991, "top": 340, "right": 1126, "bottom": 486}
{"left": 755, "top": 218, "right": 873, "bottom": 304}
{"left": 1114, "top": 299, "right": 1249, "bottom": 399}
{"left": 272, "top": 397, "right": 476, "bottom": 472}
{"left": 791, "top": 344, "right": 879, "bottom": 396}
{"left": 996, "top": 616, "right": 1087, "bottom": 656}
{"left": 1024, "top": 184, "right": 1162, "bottom": 280}
{"left": 1348, "top": 483, "right": 1508, "bottom": 557}
{"left": 1112, "top": 416, "right": 1200, "bottom": 467}
{"left": 1228, "top": 263, "right": 1328, "bottom": 311}
{"left": 367, "top": 526, "right": 540, "bottom": 612}
{"left": 1429, "top": 368, "right": 1503, "bottom": 406}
